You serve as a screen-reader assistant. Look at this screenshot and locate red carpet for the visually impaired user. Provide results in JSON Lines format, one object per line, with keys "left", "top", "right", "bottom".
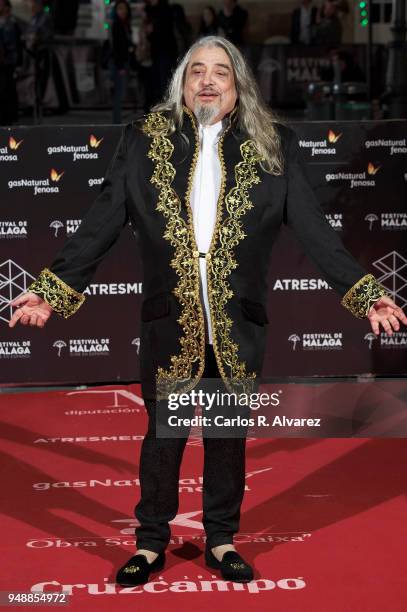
{"left": 0, "top": 384, "right": 406, "bottom": 611}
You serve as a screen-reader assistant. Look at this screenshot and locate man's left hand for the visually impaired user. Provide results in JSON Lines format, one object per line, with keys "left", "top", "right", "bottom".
{"left": 368, "top": 295, "right": 407, "bottom": 336}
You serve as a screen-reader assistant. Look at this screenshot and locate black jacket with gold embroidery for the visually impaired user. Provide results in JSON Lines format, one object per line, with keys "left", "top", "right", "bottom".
{"left": 27, "top": 108, "right": 389, "bottom": 400}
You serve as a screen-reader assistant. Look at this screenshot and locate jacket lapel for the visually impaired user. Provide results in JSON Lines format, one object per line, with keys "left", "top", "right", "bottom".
{"left": 142, "top": 106, "right": 263, "bottom": 399}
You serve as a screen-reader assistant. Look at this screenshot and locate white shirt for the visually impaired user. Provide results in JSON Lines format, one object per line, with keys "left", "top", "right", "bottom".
{"left": 189, "top": 119, "right": 223, "bottom": 344}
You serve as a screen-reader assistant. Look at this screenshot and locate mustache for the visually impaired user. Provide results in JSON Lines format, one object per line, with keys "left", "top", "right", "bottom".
{"left": 196, "top": 89, "right": 221, "bottom": 96}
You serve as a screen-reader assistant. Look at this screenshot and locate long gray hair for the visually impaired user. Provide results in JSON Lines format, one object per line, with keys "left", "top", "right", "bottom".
{"left": 152, "top": 35, "right": 284, "bottom": 175}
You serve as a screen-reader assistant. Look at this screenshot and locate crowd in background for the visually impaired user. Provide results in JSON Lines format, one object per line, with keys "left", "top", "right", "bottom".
{"left": 0, "top": 0, "right": 54, "bottom": 124}
{"left": 0, "top": 0, "right": 362, "bottom": 125}
{"left": 108, "top": 0, "right": 352, "bottom": 121}
{"left": 291, "top": 0, "right": 349, "bottom": 47}
{"left": 108, "top": 0, "right": 251, "bottom": 120}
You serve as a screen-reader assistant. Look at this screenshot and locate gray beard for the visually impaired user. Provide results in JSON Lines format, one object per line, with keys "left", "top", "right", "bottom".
{"left": 193, "top": 101, "right": 220, "bottom": 126}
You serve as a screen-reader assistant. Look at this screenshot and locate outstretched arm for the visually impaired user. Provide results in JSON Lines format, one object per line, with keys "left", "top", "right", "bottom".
{"left": 9, "top": 122, "right": 133, "bottom": 328}
{"left": 284, "top": 128, "right": 407, "bottom": 336}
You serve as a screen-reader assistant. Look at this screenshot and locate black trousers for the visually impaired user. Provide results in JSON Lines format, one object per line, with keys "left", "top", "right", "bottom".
{"left": 134, "top": 344, "right": 247, "bottom": 553}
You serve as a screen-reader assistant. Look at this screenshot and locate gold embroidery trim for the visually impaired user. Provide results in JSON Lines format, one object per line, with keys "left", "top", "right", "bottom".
{"left": 340, "top": 273, "right": 390, "bottom": 319}
{"left": 142, "top": 110, "right": 206, "bottom": 399}
{"left": 27, "top": 267, "right": 86, "bottom": 318}
{"left": 123, "top": 565, "right": 141, "bottom": 573}
{"left": 143, "top": 108, "right": 264, "bottom": 398}
{"left": 184, "top": 107, "right": 259, "bottom": 396}
{"left": 207, "top": 138, "right": 264, "bottom": 395}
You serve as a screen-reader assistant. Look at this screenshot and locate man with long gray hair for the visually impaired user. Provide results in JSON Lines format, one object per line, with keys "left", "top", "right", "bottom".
{"left": 9, "top": 35, "right": 406, "bottom": 585}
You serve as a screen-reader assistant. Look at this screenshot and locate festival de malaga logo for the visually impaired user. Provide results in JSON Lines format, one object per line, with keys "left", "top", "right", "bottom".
{"left": 49, "top": 219, "right": 82, "bottom": 237}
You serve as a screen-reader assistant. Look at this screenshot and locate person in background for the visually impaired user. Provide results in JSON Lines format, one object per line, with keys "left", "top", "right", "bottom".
{"left": 337, "top": 49, "right": 364, "bottom": 82}
{"left": 320, "top": 48, "right": 365, "bottom": 83}
{"left": 198, "top": 6, "right": 219, "bottom": 38}
{"left": 0, "top": 0, "right": 22, "bottom": 125}
{"left": 24, "top": 0, "right": 53, "bottom": 113}
{"left": 313, "top": 0, "right": 343, "bottom": 46}
{"left": 135, "top": 4, "right": 154, "bottom": 112}
{"left": 290, "top": 0, "right": 318, "bottom": 45}
{"left": 332, "top": 0, "right": 350, "bottom": 18}
{"left": 25, "top": 0, "right": 53, "bottom": 53}
{"left": 145, "top": 0, "right": 177, "bottom": 106}
{"left": 110, "top": 0, "right": 135, "bottom": 124}
{"left": 51, "top": 0, "right": 79, "bottom": 36}
{"left": 172, "top": 3, "right": 192, "bottom": 60}
{"left": 217, "top": 0, "right": 248, "bottom": 48}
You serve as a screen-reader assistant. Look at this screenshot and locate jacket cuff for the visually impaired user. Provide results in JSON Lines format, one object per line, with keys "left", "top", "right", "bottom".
{"left": 27, "top": 268, "right": 86, "bottom": 318}
{"left": 340, "top": 273, "right": 389, "bottom": 319}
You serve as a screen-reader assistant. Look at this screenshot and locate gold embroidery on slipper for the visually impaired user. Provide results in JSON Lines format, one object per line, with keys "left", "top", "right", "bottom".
{"left": 123, "top": 565, "right": 141, "bottom": 573}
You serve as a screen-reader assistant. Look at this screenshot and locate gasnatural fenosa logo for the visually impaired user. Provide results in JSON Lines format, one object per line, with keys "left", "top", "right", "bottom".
{"left": 89, "top": 134, "right": 104, "bottom": 148}
{"left": 47, "top": 134, "right": 104, "bottom": 161}
{"left": 325, "top": 162, "right": 381, "bottom": 188}
{"left": 50, "top": 168, "right": 64, "bottom": 181}
{"left": 7, "top": 169, "right": 65, "bottom": 195}
{"left": 299, "top": 129, "right": 342, "bottom": 156}
{"left": 9, "top": 136, "right": 24, "bottom": 150}
{"left": 328, "top": 129, "right": 342, "bottom": 143}
{"left": 0, "top": 135, "right": 24, "bottom": 161}
{"left": 365, "top": 137, "right": 407, "bottom": 155}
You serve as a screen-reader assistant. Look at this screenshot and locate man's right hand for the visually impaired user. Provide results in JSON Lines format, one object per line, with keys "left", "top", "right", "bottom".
{"left": 8, "top": 292, "right": 53, "bottom": 328}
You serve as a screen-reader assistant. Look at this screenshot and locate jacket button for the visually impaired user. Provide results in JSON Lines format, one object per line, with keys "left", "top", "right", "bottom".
{"left": 193, "top": 250, "right": 199, "bottom": 258}
{"left": 205, "top": 253, "right": 211, "bottom": 260}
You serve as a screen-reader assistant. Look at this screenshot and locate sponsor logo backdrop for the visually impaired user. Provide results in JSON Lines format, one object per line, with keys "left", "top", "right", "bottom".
{"left": 0, "top": 121, "right": 406, "bottom": 384}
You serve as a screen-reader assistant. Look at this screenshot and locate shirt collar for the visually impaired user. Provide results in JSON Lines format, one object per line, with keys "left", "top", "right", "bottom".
{"left": 198, "top": 119, "right": 223, "bottom": 142}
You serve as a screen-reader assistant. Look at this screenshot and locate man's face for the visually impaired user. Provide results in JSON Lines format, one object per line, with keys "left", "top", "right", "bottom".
{"left": 183, "top": 45, "right": 237, "bottom": 126}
